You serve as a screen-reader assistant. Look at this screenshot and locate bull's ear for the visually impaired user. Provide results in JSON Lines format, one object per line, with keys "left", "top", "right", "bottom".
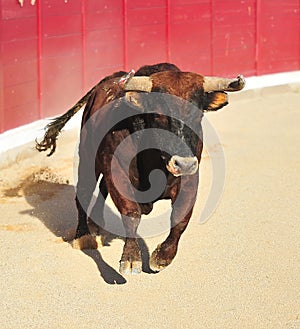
{"left": 204, "top": 91, "right": 228, "bottom": 111}
{"left": 124, "top": 91, "right": 145, "bottom": 112}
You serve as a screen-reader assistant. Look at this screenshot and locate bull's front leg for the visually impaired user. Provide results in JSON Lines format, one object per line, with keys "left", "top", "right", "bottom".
{"left": 149, "top": 208, "right": 193, "bottom": 272}
{"left": 119, "top": 213, "right": 142, "bottom": 275}
{"left": 150, "top": 177, "right": 198, "bottom": 272}
{"left": 109, "top": 189, "right": 142, "bottom": 275}
{"left": 104, "top": 162, "right": 143, "bottom": 275}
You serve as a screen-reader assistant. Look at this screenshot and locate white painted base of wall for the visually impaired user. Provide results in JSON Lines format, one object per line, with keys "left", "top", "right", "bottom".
{"left": 242, "top": 70, "right": 300, "bottom": 91}
{"left": 0, "top": 107, "right": 83, "bottom": 156}
{"left": 0, "top": 70, "right": 300, "bottom": 160}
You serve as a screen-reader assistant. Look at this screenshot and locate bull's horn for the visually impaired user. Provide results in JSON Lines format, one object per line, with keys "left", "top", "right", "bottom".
{"left": 122, "top": 76, "right": 153, "bottom": 92}
{"left": 203, "top": 74, "right": 245, "bottom": 92}
{"left": 118, "top": 69, "right": 136, "bottom": 86}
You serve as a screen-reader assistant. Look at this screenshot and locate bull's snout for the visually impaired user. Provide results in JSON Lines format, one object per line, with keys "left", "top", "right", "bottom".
{"left": 166, "top": 155, "right": 199, "bottom": 177}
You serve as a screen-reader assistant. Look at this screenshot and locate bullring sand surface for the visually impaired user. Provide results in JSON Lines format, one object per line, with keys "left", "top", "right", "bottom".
{"left": 0, "top": 87, "right": 299, "bottom": 328}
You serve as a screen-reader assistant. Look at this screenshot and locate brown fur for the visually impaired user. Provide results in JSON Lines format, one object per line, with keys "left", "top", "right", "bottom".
{"left": 151, "top": 71, "right": 205, "bottom": 100}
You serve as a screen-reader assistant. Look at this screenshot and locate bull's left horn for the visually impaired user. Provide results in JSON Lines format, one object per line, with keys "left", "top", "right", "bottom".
{"left": 122, "top": 76, "right": 153, "bottom": 92}
{"left": 203, "top": 74, "right": 245, "bottom": 92}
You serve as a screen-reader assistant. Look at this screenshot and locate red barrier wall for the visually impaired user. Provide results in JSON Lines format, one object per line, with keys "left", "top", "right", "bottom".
{"left": 1, "top": 0, "right": 299, "bottom": 133}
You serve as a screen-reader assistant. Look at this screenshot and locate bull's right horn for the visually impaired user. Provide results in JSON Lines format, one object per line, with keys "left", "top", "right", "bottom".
{"left": 122, "top": 76, "right": 153, "bottom": 92}
{"left": 203, "top": 74, "right": 245, "bottom": 92}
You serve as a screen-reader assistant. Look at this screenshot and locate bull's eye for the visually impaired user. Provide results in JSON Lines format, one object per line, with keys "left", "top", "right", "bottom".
{"left": 154, "top": 113, "right": 168, "bottom": 126}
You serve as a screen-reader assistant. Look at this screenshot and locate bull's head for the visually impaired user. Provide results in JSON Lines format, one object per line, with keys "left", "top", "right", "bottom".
{"left": 118, "top": 71, "right": 245, "bottom": 177}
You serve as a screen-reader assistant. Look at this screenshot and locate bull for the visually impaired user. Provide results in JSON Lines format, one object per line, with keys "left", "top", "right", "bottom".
{"left": 36, "top": 63, "right": 245, "bottom": 274}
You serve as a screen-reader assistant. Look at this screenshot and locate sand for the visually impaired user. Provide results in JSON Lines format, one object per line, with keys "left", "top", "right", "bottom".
{"left": 0, "top": 86, "right": 299, "bottom": 329}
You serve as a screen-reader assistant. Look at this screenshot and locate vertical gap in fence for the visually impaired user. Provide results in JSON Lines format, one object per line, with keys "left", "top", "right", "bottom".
{"left": 255, "top": 0, "right": 262, "bottom": 76}
{"left": 123, "top": 0, "right": 128, "bottom": 71}
{"left": 37, "top": 0, "right": 42, "bottom": 118}
{"left": 298, "top": 0, "right": 300, "bottom": 69}
{"left": 166, "top": 0, "right": 171, "bottom": 62}
{"left": 81, "top": 0, "right": 86, "bottom": 92}
{"left": 210, "top": 0, "right": 214, "bottom": 75}
{"left": 0, "top": 11, "right": 3, "bottom": 133}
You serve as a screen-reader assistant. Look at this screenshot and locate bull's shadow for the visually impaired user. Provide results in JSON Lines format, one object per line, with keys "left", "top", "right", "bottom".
{"left": 8, "top": 170, "right": 152, "bottom": 284}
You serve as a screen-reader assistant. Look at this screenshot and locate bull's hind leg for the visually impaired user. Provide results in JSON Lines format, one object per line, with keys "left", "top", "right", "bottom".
{"left": 87, "top": 177, "right": 111, "bottom": 246}
{"left": 72, "top": 197, "right": 98, "bottom": 250}
{"left": 73, "top": 158, "right": 100, "bottom": 250}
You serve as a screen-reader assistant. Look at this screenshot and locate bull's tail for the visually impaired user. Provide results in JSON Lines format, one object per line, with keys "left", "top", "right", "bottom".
{"left": 35, "top": 85, "right": 96, "bottom": 156}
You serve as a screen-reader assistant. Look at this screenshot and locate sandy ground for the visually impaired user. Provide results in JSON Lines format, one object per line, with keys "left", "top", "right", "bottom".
{"left": 0, "top": 86, "right": 299, "bottom": 329}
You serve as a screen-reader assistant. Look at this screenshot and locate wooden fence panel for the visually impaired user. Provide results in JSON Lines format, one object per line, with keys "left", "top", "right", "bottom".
{"left": 0, "top": 0, "right": 299, "bottom": 133}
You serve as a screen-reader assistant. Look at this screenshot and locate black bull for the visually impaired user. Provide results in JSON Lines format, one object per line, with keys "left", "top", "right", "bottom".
{"left": 36, "top": 64, "right": 245, "bottom": 274}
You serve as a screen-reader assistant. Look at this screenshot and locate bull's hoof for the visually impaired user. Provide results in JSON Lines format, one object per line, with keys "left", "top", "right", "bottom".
{"left": 119, "top": 260, "right": 142, "bottom": 275}
{"left": 72, "top": 235, "right": 98, "bottom": 250}
{"left": 149, "top": 244, "right": 173, "bottom": 272}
